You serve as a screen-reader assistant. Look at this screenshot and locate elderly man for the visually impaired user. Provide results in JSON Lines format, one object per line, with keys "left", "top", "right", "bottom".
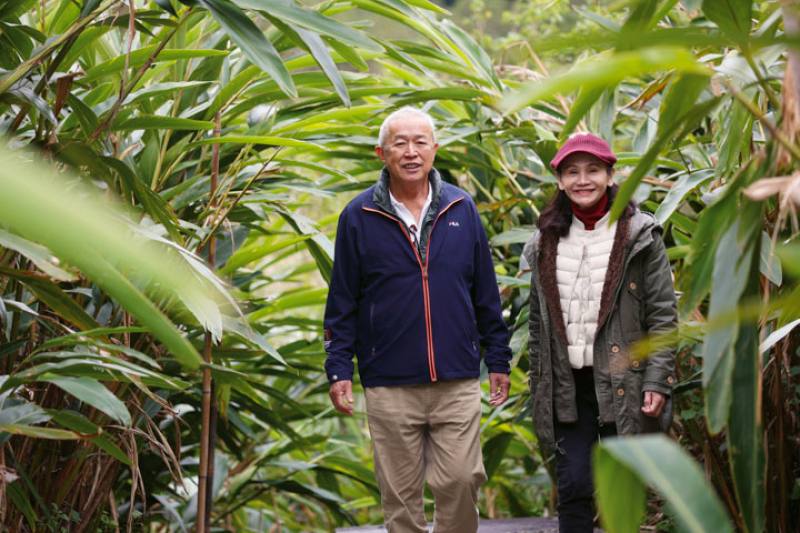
{"left": 323, "top": 106, "right": 512, "bottom": 533}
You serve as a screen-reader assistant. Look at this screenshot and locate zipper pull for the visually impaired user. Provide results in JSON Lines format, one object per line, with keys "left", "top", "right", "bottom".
{"left": 422, "top": 268, "right": 428, "bottom": 280}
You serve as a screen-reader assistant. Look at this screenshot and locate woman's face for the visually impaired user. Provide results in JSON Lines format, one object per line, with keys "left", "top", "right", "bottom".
{"left": 557, "top": 152, "right": 613, "bottom": 210}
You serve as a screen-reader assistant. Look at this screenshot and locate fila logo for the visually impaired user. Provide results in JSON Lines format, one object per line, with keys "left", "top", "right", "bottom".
{"left": 448, "top": 221, "right": 460, "bottom": 227}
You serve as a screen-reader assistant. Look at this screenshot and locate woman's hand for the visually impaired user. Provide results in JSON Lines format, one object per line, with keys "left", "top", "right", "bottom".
{"left": 641, "top": 391, "right": 666, "bottom": 417}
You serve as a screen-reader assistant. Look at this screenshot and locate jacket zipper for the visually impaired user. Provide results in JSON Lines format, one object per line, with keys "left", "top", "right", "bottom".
{"left": 363, "top": 197, "right": 463, "bottom": 382}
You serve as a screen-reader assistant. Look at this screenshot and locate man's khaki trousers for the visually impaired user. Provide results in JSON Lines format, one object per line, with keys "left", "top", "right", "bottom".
{"left": 365, "top": 379, "right": 486, "bottom": 533}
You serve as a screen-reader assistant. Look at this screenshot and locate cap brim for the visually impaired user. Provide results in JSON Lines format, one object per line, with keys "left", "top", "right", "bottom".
{"left": 550, "top": 148, "right": 617, "bottom": 171}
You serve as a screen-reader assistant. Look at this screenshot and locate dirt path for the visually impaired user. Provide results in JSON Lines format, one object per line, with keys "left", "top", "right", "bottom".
{"left": 337, "top": 517, "right": 602, "bottom": 532}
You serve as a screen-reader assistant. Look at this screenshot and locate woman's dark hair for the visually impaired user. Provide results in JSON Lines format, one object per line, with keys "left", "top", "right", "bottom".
{"left": 537, "top": 182, "right": 636, "bottom": 238}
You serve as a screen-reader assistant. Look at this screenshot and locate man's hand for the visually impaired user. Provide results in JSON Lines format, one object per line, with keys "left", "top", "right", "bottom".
{"left": 489, "top": 372, "right": 510, "bottom": 406}
{"left": 641, "top": 391, "right": 666, "bottom": 418}
{"left": 329, "top": 380, "right": 354, "bottom": 415}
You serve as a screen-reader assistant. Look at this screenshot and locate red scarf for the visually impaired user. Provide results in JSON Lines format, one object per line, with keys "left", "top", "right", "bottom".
{"left": 571, "top": 193, "right": 609, "bottom": 230}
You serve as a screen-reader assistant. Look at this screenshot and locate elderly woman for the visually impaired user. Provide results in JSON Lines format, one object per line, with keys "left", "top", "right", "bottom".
{"left": 523, "top": 133, "right": 678, "bottom": 532}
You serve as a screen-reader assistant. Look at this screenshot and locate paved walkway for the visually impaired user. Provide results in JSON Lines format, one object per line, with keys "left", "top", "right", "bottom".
{"left": 337, "top": 517, "right": 569, "bottom": 532}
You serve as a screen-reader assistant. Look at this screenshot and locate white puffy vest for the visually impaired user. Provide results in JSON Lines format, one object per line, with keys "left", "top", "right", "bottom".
{"left": 556, "top": 212, "right": 616, "bottom": 369}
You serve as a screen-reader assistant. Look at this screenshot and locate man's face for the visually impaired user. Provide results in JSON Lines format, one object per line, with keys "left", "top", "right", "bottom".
{"left": 376, "top": 115, "right": 438, "bottom": 185}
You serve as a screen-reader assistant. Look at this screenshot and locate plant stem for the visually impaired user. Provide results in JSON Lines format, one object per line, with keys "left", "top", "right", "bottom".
{"left": 197, "top": 111, "right": 221, "bottom": 533}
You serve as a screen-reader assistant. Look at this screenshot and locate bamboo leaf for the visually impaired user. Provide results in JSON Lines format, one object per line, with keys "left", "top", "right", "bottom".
{"left": 595, "top": 442, "right": 646, "bottom": 533}
{"left": 393, "top": 86, "right": 488, "bottom": 105}
{"left": 198, "top": 0, "right": 297, "bottom": 98}
{"left": 233, "top": 0, "right": 381, "bottom": 51}
{"left": 702, "top": 0, "right": 752, "bottom": 42}
{"left": 611, "top": 96, "right": 720, "bottom": 222}
{"left": 287, "top": 22, "right": 350, "bottom": 107}
{"left": 124, "top": 81, "right": 213, "bottom": 104}
{"left": 222, "top": 315, "right": 287, "bottom": 365}
{"left": 561, "top": 85, "right": 606, "bottom": 139}
{"left": 3, "top": 87, "right": 57, "bottom": 125}
{"left": 81, "top": 48, "right": 229, "bottom": 83}
{"left": 501, "top": 47, "right": 710, "bottom": 114}
{"left": 619, "top": 0, "right": 659, "bottom": 36}
{"left": 65, "top": 93, "right": 99, "bottom": 137}
{"left": 0, "top": 402, "right": 50, "bottom": 427}
{"left": 101, "top": 157, "right": 184, "bottom": 243}
{"left": 729, "top": 325, "right": 764, "bottom": 533}
{"left": 91, "top": 433, "right": 132, "bottom": 465}
{"left": 85, "top": 255, "right": 209, "bottom": 367}
{"left": 0, "top": 424, "right": 80, "bottom": 439}
{"left": 0, "top": 229, "right": 77, "bottom": 281}
{"left": 439, "top": 18, "right": 500, "bottom": 90}
{"left": 0, "top": 146, "right": 213, "bottom": 369}
{"left": 656, "top": 74, "right": 709, "bottom": 137}
{"left": 653, "top": 169, "right": 715, "bottom": 225}
{"left": 42, "top": 376, "right": 131, "bottom": 426}
{"left": 595, "top": 435, "right": 734, "bottom": 533}
{"left": 247, "top": 288, "right": 327, "bottom": 320}
{"left": 728, "top": 218, "right": 765, "bottom": 533}
{"left": 382, "top": 0, "right": 448, "bottom": 14}
{"left": 221, "top": 234, "right": 309, "bottom": 273}
{"left": 194, "top": 135, "right": 324, "bottom": 150}
{"left": 6, "top": 481, "right": 37, "bottom": 530}
{"left": 155, "top": 0, "right": 177, "bottom": 16}
{"left": 760, "top": 318, "right": 800, "bottom": 353}
{"left": 0, "top": 267, "right": 99, "bottom": 331}
{"left": 757, "top": 231, "right": 781, "bottom": 286}
{"left": 326, "top": 38, "right": 369, "bottom": 71}
{"left": 490, "top": 227, "right": 536, "bottom": 247}
{"left": 276, "top": 209, "right": 333, "bottom": 284}
{"left": 482, "top": 432, "right": 513, "bottom": 481}
{"left": 703, "top": 214, "right": 759, "bottom": 433}
{"left": 79, "top": 0, "right": 102, "bottom": 18}
{"left": 114, "top": 115, "right": 214, "bottom": 131}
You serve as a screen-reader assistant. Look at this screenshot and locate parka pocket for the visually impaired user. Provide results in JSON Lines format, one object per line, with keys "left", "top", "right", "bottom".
{"left": 620, "top": 280, "right": 644, "bottom": 341}
{"left": 619, "top": 364, "right": 646, "bottom": 433}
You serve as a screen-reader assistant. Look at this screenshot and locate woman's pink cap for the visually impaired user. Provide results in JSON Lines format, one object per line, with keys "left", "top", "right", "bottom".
{"left": 550, "top": 133, "right": 617, "bottom": 171}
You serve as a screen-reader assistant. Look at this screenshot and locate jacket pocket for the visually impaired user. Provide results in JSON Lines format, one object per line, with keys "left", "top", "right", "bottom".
{"left": 369, "top": 301, "right": 375, "bottom": 335}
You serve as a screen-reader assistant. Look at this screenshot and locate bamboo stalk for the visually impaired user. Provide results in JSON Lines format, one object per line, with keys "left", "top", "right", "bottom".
{"left": 205, "top": 380, "right": 218, "bottom": 524}
{"left": 0, "top": 444, "right": 5, "bottom": 525}
{"left": 196, "top": 111, "right": 221, "bottom": 533}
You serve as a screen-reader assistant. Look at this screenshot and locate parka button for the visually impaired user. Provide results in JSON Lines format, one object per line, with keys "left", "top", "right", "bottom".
{"left": 611, "top": 345, "right": 620, "bottom": 353}
{"left": 631, "top": 360, "right": 640, "bottom": 369}
{"left": 629, "top": 281, "right": 637, "bottom": 290}
{"left": 616, "top": 388, "right": 625, "bottom": 397}
{"left": 667, "top": 376, "right": 675, "bottom": 384}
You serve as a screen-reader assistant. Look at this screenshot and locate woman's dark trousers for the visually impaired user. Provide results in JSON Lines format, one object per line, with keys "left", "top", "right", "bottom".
{"left": 554, "top": 367, "right": 617, "bottom": 533}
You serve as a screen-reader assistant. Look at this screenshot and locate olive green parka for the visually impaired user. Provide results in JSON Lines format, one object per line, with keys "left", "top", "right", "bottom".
{"left": 522, "top": 208, "right": 678, "bottom": 461}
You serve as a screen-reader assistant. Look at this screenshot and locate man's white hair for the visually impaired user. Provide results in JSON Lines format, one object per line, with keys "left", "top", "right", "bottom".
{"left": 377, "top": 106, "right": 437, "bottom": 147}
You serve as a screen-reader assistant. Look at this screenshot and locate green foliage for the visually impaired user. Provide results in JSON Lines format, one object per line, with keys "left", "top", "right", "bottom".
{"left": 0, "top": 0, "right": 797, "bottom": 531}
{"left": 595, "top": 435, "right": 734, "bottom": 533}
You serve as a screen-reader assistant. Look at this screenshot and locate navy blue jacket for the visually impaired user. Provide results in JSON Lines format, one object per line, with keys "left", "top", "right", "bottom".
{"left": 323, "top": 175, "right": 512, "bottom": 387}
